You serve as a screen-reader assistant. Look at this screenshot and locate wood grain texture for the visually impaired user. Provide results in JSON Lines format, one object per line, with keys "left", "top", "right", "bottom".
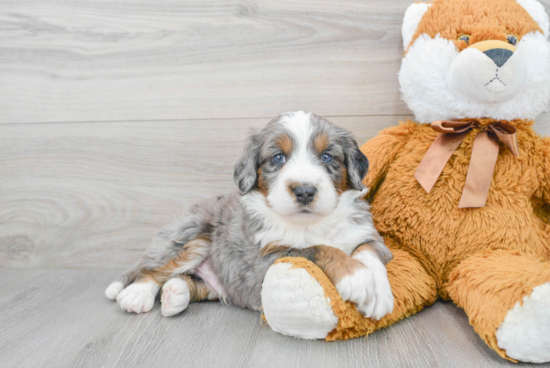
{"left": 0, "top": 0, "right": 435, "bottom": 123}
{"left": 2, "top": 0, "right": 548, "bottom": 124}
{"left": 0, "top": 268, "right": 547, "bottom": 368}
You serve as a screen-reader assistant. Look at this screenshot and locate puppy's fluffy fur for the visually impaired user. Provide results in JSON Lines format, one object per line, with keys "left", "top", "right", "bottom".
{"left": 106, "top": 111, "right": 394, "bottom": 319}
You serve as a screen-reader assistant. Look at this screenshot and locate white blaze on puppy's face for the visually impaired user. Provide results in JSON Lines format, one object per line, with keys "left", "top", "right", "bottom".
{"left": 236, "top": 111, "right": 370, "bottom": 251}
{"left": 267, "top": 111, "right": 338, "bottom": 220}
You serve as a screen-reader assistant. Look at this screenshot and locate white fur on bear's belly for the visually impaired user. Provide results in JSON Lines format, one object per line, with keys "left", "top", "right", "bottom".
{"left": 496, "top": 282, "right": 550, "bottom": 363}
{"left": 261, "top": 262, "right": 338, "bottom": 339}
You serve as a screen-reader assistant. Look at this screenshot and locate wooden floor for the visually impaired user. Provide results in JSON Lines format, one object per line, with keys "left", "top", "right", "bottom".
{"left": 0, "top": 269, "right": 545, "bottom": 368}
{"left": 1, "top": 0, "right": 550, "bottom": 367}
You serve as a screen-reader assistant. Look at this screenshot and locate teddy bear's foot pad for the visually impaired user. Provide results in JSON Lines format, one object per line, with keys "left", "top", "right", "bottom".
{"left": 496, "top": 282, "right": 550, "bottom": 363}
{"left": 261, "top": 262, "right": 338, "bottom": 339}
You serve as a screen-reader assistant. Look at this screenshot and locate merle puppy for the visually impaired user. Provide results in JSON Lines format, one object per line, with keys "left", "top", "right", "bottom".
{"left": 105, "top": 111, "right": 394, "bottom": 320}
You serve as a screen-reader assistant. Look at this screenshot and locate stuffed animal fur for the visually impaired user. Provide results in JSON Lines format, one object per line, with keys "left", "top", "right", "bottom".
{"left": 259, "top": 0, "right": 550, "bottom": 363}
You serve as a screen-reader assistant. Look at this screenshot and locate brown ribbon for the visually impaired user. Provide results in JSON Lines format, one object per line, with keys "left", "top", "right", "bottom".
{"left": 414, "top": 120, "right": 519, "bottom": 208}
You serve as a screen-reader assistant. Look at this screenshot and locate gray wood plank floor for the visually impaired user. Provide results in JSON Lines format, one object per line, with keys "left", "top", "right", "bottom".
{"left": 2, "top": 0, "right": 550, "bottom": 366}
{"left": 0, "top": 269, "right": 548, "bottom": 368}
{"left": 1, "top": 0, "right": 549, "bottom": 124}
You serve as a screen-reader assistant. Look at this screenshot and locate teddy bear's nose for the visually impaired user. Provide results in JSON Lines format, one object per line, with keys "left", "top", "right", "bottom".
{"left": 483, "top": 48, "right": 514, "bottom": 68}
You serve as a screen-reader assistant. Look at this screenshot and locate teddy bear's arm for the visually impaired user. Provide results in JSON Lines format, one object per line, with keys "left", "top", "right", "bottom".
{"left": 361, "top": 121, "right": 416, "bottom": 201}
{"left": 541, "top": 136, "right": 550, "bottom": 203}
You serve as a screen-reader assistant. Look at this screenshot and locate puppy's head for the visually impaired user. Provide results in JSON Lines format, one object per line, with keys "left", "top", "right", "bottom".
{"left": 234, "top": 111, "right": 368, "bottom": 220}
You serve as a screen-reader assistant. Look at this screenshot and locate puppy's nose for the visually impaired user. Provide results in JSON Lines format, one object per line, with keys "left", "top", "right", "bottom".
{"left": 483, "top": 48, "right": 513, "bottom": 67}
{"left": 292, "top": 185, "right": 317, "bottom": 205}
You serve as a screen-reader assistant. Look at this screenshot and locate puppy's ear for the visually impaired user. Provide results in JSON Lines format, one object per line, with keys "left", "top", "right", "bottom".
{"left": 234, "top": 129, "right": 263, "bottom": 194}
{"left": 342, "top": 133, "right": 369, "bottom": 190}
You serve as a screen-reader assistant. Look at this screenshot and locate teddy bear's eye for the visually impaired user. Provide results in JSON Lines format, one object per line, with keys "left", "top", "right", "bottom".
{"left": 507, "top": 35, "right": 518, "bottom": 46}
{"left": 457, "top": 34, "right": 471, "bottom": 44}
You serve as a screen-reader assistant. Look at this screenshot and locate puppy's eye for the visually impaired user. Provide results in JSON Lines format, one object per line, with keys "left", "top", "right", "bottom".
{"left": 457, "top": 34, "right": 470, "bottom": 44}
{"left": 321, "top": 153, "right": 333, "bottom": 163}
{"left": 272, "top": 154, "right": 286, "bottom": 164}
{"left": 507, "top": 35, "right": 518, "bottom": 46}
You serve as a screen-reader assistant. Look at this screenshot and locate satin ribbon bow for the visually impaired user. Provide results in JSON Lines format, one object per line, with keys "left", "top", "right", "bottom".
{"left": 414, "top": 120, "right": 519, "bottom": 208}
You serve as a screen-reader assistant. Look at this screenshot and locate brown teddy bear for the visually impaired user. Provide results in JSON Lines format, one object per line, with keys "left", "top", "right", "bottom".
{"left": 260, "top": 0, "right": 550, "bottom": 363}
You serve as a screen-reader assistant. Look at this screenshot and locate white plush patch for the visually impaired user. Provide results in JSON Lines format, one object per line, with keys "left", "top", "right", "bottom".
{"left": 335, "top": 267, "right": 374, "bottom": 307}
{"left": 105, "top": 281, "right": 124, "bottom": 300}
{"left": 261, "top": 262, "right": 338, "bottom": 339}
{"left": 517, "top": 0, "right": 550, "bottom": 38}
{"left": 116, "top": 281, "right": 160, "bottom": 314}
{"left": 161, "top": 277, "right": 191, "bottom": 317}
{"left": 402, "top": 2, "right": 432, "bottom": 50}
{"left": 353, "top": 251, "right": 394, "bottom": 320}
{"left": 448, "top": 46, "right": 528, "bottom": 104}
{"left": 242, "top": 188, "right": 377, "bottom": 256}
{"left": 496, "top": 282, "right": 550, "bottom": 363}
{"left": 266, "top": 111, "right": 338, "bottom": 219}
{"left": 399, "top": 32, "right": 550, "bottom": 123}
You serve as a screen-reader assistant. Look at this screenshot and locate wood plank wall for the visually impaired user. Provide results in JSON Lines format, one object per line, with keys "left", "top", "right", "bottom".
{"left": 1, "top": 0, "right": 549, "bottom": 268}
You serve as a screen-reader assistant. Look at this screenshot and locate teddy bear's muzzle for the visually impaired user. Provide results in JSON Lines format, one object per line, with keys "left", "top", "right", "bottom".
{"left": 448, "top": 39, "right": 528, "bottom": 104}
{"left": 468, "top": 40, "right": 517, "bottom": 67}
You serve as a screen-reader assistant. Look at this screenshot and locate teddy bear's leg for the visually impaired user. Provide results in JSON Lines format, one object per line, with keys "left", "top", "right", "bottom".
{"left": 446, "top": 249, "right": 550, "bottom": 363}
{"left": 261, "top": 247, "right": 437, "bottom": 340}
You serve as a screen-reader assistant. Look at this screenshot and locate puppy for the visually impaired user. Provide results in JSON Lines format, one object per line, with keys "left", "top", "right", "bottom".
{"left": 105, "top": 111, "right": 394, "bottom": 320}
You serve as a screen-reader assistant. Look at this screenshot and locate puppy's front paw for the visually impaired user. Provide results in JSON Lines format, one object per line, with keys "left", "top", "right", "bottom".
{"left": 335, "top": 266, "right": 375, "bottom": 307}
{"left": 161, "top": 277, "right": 190, "bottom": 317}
{"left": 116, "top": 281, "right": 159, "bottom": 314}
{"left": 354, "top": 251, "right": 394, "bottom": 320}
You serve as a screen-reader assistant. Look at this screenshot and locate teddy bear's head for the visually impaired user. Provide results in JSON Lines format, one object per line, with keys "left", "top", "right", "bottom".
{"left": 399, "top": 0, "right": 550, "bottom": 123}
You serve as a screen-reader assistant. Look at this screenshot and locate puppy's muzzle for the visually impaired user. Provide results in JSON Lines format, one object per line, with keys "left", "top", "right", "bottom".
{"left": 292, "top": 185, "right": 317, "bottom": 205}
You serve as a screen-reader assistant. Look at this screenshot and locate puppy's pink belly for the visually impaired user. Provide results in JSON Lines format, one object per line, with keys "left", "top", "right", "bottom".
{"left": 194, "top": 260, "right": 226, "bottom": 297}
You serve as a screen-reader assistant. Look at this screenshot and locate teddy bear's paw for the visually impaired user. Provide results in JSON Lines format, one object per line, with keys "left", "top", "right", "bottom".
{"left": 116, "top": 281, "right": 160, "bottom": 314}
{"left": 352, "top": 251, "right": 394, "bottom": 320}
{"left": 335, "top": 266, "right": 375, "bottom": 307}
{"left": 161, "top": 277, "right": 191, "bottom": 317}
{"left": 496, "top": 282, "right": 550, "bottom": 363}
{"left": 261, "top": 261, "right": 338, "bottom": 339}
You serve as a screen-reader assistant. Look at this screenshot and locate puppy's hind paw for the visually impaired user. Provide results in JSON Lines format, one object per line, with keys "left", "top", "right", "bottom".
{"left": 161, "top": 277, "right": 191, "bottom": 317}
{"left": 116, "top": 281, "right": 159, "bottom": 314}
{"left": 105, "top": 281, "right": 124, "bottom": 300}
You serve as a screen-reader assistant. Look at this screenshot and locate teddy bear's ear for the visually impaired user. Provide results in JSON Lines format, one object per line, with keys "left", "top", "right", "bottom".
{"left": 402, "top": 2, "right": 432, "bottom": 50}
{"left": 517, "top": 0, "right": 550, "bottom": 38}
